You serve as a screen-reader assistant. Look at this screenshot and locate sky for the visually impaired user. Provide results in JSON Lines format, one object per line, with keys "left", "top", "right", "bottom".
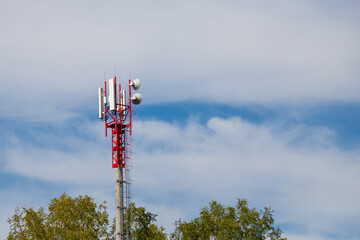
{"left": 0, "top": 0, "right": 359, "bottom": 239}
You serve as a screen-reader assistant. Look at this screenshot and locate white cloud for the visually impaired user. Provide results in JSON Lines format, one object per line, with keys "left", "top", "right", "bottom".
{"left": 131, "top": 117, "right": 360, "bottom": 237}
{"left": 3, "top": 121, "right": 112, "bottom": 186}
{"left": 2, "top": 117, "right": 360, "bottom": 238}
{"left": 0, "top": 0, "right": 359, "bottom": 121}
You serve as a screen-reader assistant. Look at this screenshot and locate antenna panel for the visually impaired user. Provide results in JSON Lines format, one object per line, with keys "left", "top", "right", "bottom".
{"left": 121, "top": 89, "right": 126, "bottom": 120}
{"left": 98, "top": 87, "right": 104, "bottom": 119}
{"left": 109, "top": 78, "right": 116, "bottom": 111}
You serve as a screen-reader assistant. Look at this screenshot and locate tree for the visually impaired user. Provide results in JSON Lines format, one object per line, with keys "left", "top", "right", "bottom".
{"left": 7, "top": 207, "right": 47, "bottom": 240}
{"left": 7, "top": 193, "right": 111, "bottom": 240}
{"left": 8, "top": 194, "right": 285, "bottom": 240}
{"left": 7, "top": 193, "right": 166, "bottom": 240}
{"left": 170, "top": 199, "right": 287, "bottom": 240}
{"left": 123, "top": 202, "right": 167, "bottom": 240}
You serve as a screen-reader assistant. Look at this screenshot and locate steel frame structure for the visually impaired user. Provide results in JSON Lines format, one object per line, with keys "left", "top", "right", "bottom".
{"left": 103, "top": 76, "right": 133, "bottom": 168}
{"left": 102, "top": 76, "right": 134, "bottom": 240}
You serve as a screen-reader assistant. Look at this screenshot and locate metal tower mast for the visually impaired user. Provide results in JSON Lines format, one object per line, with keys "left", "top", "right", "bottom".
{"left": 98, "top": 76, "right": 142, "bottom": 240}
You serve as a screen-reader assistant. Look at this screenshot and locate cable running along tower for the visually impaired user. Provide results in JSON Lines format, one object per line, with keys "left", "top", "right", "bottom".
{"left": 98, "top": 76, "right": 142, "bottom": 240}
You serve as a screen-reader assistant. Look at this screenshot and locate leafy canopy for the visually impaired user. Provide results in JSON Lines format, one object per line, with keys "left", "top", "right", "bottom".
{"left": 7, "top": 193, "right": 110, "bottom": 240}
{"left": 7, "top": 193, "right": 166, "bottom": 240}
{"left": 8, "top": 194, "right": 285, "bottom": 240}
{"left": 124, "top": 202, "right": 167, "bottom": 240}
{"left": 170, "top": 199, "right": 287, "bottom": 240}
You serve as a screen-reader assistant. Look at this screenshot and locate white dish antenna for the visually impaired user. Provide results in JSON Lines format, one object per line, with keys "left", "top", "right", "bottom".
{"left": 131, "top": 93, "right": 142, "bottom": 105}
{"left": 130, "top": 78, "right": 141, "bottom": 90}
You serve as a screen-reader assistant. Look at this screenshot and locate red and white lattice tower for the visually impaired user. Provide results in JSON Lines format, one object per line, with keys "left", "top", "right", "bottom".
{"left": 98, "top": 76, "right": 142, "bottom": 240}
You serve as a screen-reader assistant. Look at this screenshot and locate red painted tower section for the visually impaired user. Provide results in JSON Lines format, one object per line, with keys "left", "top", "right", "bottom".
{"left": 102, "top": 77, "right": 133, "bottom": 168}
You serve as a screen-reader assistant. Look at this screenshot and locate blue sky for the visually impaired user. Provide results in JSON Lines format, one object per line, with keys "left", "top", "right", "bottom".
{"left": 0, "top": 0, "right": 359, "bottom": 239}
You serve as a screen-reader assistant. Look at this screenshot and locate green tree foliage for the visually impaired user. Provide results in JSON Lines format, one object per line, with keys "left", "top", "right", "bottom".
{"left": 124, "top": 202, "right": 167, "bottom": 240}
{"left": 7, "top": 207, "right": 47, "bottom": 240}
{"left": 8, "top": 194, "right": 286, "bottom": 240}
{"left": 7, "top": 193, "right": 167, "bottom": 240}
{"left": 7, "top": 193, "right": 110, "bottom": 240}
{"left": 170, "top": 199, "right": 287, "bottom": 240}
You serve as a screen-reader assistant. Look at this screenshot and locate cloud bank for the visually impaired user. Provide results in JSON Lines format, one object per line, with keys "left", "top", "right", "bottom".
{"left": 0, "top": 0, "right": 359, "bottom": 121}
{"left": 2, "top": 117, "right": 359, "bottom": 239}
{"left": 132, "top": 117, "right": 360, "bottom": 238}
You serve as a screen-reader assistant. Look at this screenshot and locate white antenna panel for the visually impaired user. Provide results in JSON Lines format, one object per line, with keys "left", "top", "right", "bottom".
{"left": 98, "top": 87, "right": 104, "bottom": 119}
{"left": 109, "top": 78, "right": 116, "bottom": 111}
{"left": 121, "top": 89, "right": 126, "bottom": 120}
{"left": 121, "top": 90, "right": 126, "bottom": 109}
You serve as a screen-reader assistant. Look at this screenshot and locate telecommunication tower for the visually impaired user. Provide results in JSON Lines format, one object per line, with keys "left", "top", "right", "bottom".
{"left": 98, "top": 76, "right": 142, "bottom": 240}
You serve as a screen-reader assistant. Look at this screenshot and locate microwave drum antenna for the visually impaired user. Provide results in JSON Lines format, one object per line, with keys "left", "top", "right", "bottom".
{"left": 131, "top": 93, "right": 142, "bottom": 105}
{"left": 130, "top": 78, "right": 141, "bottom": 90}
